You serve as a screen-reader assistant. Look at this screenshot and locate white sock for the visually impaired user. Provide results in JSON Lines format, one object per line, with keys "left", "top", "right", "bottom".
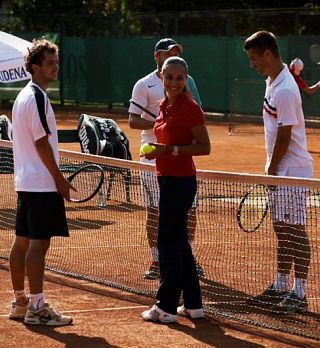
{"left": 14, "top": 290, "right": 27, "bottom": 303}
{"left": 292, "top": 278, "right": 306, "bottom": 299}
{"left": 30, "top": 292, "right": 45, "bottom": 310}
{"left": 273, "top": 273, "right": 289, "bottom": 292}
{"left": 150, "top": 247, "right": 159, "bottom": 262}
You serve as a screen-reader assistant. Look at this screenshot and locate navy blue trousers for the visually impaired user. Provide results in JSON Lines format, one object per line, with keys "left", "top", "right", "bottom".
{"left": 156, "top": 176, "right": 202, "bottom": 314}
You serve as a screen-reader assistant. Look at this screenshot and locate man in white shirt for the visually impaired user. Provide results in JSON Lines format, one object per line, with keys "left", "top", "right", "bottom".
{"left": 9, "top": 38, "right": 73, "bottom": 325}
{"left": 244, "top": 31, "right": 313, "bottom": 314}
{"left": 128, "top": 38, "right": 203, "bottom": 279}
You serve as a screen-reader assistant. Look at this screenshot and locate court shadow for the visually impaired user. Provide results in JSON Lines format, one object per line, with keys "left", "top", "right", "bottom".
{"left": 67, "top": 218, "right": 115, "bottom": 231}
{"left": 24, "top": 324, "right": 118, "bottom": 348}
{"left": 168, "top": 317, "right": 264, "bottom": 348}
{"left": 0, "top": 208, "right": 15, "bottom": 230}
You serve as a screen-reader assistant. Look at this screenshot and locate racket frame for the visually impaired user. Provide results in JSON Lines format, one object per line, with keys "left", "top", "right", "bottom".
{"left": 237, "top": 184, "right": 269, "bottom": 233}
{"left": 309, "top": 44, "right": 320, "bottom": 66}
{"left": 67, "top": 164, "right": 104, "bottom": 203}
{"left": 129, "top": 99, "right": 157, "bottom": 119}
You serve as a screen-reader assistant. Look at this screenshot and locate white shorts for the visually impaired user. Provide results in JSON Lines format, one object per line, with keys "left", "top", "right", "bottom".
{"left": 140, "top": 170, "right": 159, "bottom": 208}
{"left": 268, "top": 165, "right": 312, "bottom": 225}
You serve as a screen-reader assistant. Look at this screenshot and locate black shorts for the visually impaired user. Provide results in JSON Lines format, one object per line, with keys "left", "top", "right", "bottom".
{"left": 16, "top": 191, "right": 69, "bottom": 239}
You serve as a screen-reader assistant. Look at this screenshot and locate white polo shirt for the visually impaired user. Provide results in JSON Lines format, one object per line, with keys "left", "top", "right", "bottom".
{"left": 263, "top": 65, "right": 313, "bottom": 172}
{"left": 12, "top": 81, "right": 59, "bottom": 192}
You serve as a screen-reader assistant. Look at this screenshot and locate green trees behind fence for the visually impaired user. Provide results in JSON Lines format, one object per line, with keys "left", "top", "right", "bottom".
{"left": 2, "top": 34, "right": 320, "bottom": 116}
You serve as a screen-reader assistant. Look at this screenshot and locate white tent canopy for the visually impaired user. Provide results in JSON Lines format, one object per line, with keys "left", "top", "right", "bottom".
{"left": 0, "top": 31, "right": 31, "bottom": 83}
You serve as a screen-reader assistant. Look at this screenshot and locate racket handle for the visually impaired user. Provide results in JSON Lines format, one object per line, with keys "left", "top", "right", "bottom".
{"left": 97, "top": 191, "right": 106, "bottom": 207}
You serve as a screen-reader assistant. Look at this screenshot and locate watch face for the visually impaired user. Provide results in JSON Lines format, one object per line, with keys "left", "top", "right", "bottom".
{"left": 172, "top": 146, "right": 179, "bottom": 156}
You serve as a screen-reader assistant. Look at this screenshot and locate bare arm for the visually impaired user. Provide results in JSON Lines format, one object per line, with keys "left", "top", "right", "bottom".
{"left": 128, "top": 113, "right": 155, "bottom": 130}
{"left": 143, "top": 124, "right": 211, "bottom": 159}
{"left": 175, "top": 124, "right": 211, "bottom": 156}
{"left": 35, "top": 135, "right": 72, "bottom": 200}
{"left": 267, "top": 125, "right": 292, "bottom": 175}
{"left": 301, "top": 82, "right": 320, "bottom": 95}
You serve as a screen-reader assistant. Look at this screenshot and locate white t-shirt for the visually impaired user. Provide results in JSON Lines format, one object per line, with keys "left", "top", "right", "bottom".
{"left": 263, "top": 65, "right": 313, "bottom": 173}
{"left": 129, "top": 70, "right": 163, "bottom": 142}
{"left": 12, "top": 81, "right": 59, "bottom": 192}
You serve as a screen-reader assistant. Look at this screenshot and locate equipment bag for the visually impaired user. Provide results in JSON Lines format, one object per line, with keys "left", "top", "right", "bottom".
{"left": 0, "top": 115, "right": 12, "bottom": 141}
{"left": 77, "top": 114, "right": 132, "bottom": 160}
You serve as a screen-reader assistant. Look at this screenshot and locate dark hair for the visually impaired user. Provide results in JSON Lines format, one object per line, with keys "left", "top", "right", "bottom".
{"left": 243, "top": 31, "right": 280, "bottom": 58}
{"left": 25, "top": 38, "right": 58, "bottom": 74}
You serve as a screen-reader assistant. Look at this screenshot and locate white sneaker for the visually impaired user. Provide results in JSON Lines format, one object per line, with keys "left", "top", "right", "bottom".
{"left": 177, "top": 305, "right": 204, "bottom": 319}
{"left": 24, "top": 303, "right": 73, "bottom": 326}
{"left": 9, "top": 298, "right": 30, "bottom": 319}
{"left": 142, "top": 305, "right": 177, "bottom": 323}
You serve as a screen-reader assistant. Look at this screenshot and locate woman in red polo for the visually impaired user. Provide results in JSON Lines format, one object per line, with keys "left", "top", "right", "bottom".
{"left": 141, "top": 56, "right": 211, "bottom": 323}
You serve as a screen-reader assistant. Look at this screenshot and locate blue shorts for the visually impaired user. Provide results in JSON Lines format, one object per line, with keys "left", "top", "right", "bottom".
{"left": 15, "top": 192, "right": 69, "bottom": 239}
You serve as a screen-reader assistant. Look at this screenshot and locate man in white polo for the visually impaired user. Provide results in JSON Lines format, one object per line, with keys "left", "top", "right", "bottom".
{"left": 244, "top": 31, "right": 313, "bottom": 314}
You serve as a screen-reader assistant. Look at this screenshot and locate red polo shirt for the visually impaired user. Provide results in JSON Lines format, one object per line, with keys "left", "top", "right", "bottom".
{"left": 154, "top": 92, "right": 205, "bottom": 177}
{"left": 289, "top": 67, "right": 307, "bottom": 90}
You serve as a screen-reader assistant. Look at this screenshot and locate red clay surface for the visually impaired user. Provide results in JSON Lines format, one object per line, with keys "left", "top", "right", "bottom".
{"left": 1, "top": 106, "right": 320, "bottom": 347}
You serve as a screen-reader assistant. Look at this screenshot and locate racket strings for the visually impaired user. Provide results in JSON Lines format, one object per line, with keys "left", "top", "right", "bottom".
{"left": 70, "top": 169, "right": 103, "bottom": 202}
{"left": 309, "top": 44, "right": 320, "bottom": 65}
{"left": 238, "top": 185, "right": 268, "bottom": 232}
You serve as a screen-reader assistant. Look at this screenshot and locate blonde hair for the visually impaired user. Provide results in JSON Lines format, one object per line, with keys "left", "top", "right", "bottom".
{"left": 161, "top": 56, "right": 188, "bottom": 75}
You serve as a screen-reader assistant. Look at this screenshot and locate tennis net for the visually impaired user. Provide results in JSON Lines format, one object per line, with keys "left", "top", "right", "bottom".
{"left": 1, "top": 139, "right": 320, "bottom": 340}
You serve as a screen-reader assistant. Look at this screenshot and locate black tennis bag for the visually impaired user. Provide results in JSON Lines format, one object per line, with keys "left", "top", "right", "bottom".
{"left": 77, "top": 114, "right": 132, "bottom": 160}
{"left": 0, "top": 115, "right": 13, "bottom": 174}
{"left": 77, "top": 114, "right": 132, "bottom": 202}
{"left": 0, "top": 114, "right": 12, "bottom": 141}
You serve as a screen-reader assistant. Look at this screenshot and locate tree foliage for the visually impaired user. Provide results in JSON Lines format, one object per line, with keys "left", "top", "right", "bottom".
{"left": 1, "top": 0, "right": 320, "bottom": 36}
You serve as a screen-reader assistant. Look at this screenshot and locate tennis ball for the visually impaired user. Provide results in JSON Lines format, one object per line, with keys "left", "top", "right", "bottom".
{"left": 140, "top": 143, "right": 156, "bottom": 156}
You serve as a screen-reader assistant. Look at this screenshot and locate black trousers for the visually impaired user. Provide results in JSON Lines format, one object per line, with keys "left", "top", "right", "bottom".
{"left": 156, "top": 175, "right": 202, "bottom": 314}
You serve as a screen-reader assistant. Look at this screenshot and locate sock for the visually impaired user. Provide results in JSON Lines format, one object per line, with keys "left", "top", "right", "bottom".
{"left": 273, "top": 273, "right": 289, "bottom": 292}
{"left": 292, "top": 278, "right": 306, "bottom": 299}
{"left": 150, "top": 247, "right": 159, "bottom": 262}
{"left": 14, "top": 290, "right": 27, "bottom": 303}
{"left": 30, "top": 292, "right": 45, "bottom": 310}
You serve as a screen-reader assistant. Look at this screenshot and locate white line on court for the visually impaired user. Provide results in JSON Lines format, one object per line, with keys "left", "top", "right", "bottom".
{"left": 0, "top": 305, "right": 149, "bottom": 317}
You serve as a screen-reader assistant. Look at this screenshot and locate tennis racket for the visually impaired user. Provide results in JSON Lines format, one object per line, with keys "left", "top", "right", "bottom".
{"left": 237, "top": 184, "right": 269, "bottom": 233}
{"left": 129, "top": 99, "right": 157, "bottom": 119}
{"left": 309, "top": 44, "right": 320, "bottom": 67}
{"left": 67, "top": 164, "right": 104, "bottom": 203}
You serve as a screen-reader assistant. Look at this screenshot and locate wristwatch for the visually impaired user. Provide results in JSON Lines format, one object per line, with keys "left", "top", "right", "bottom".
{"left": 172, "top": 145, "right": 179, "bottom": 156}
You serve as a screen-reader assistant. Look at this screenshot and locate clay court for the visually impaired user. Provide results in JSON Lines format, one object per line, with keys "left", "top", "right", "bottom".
{"left": 1, "top": 106, "right": 320, "bottom": 347}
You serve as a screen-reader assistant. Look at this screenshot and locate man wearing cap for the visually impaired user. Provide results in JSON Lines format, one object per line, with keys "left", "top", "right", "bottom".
{"left": 289, "top": 58, "right": 320, "bottom": 95}
{"left": 128, "top": 38, "right": 203, "bottom": 280}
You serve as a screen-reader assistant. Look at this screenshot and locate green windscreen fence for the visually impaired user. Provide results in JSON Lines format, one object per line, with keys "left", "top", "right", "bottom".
{"left": 1, "top": 34, "right": 319, "bottom": 117}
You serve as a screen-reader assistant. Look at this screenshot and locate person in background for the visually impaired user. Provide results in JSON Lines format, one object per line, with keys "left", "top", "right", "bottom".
{"left": 128, "top": 38, "right": 203, "bottom": 280}
{"left": 289, "top": 58, "right": 320, "bottom": 94}
{"left": 9, "top": 38, "right": 73, "bottom": 325}
{"left": 141, "top": 56, "right": 210, "bottom": 323}
{"left": 244, "top": 31, "right": 313, "bottom": 314}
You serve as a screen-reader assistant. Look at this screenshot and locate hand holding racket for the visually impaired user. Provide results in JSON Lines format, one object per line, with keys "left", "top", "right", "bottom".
{"left": 66, "top": 164, "right": 104, "bottom": 203}
{"left": 237, "top": 184, "right": 269, "bottom": 233}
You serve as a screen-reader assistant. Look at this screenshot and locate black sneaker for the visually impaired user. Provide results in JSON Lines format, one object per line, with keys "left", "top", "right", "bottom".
{"left": 247, "top": 285, "right": 289, "bottom": 306}
{"left": 271, "top": 291, "right": 308, "bottom": 313}
{"left": 144, "top": 261, "right": 160, "bottom": 280}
